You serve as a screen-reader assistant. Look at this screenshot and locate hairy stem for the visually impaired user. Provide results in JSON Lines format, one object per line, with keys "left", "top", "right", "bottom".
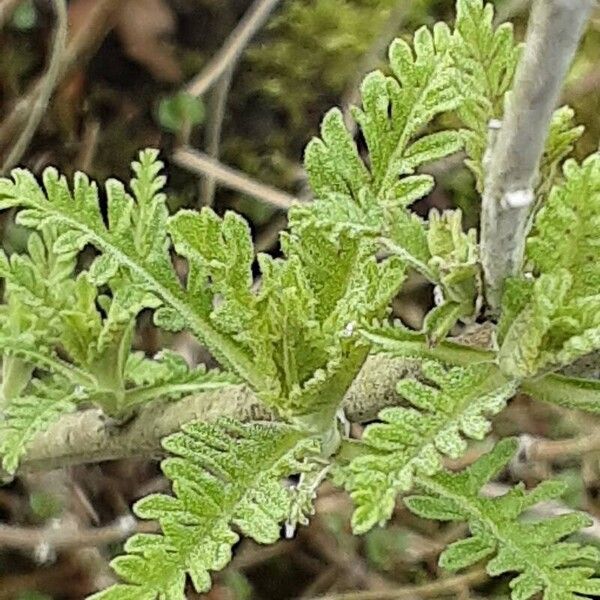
{"left": 480, "top": 0, "right": 593, "bottom": 311}
{"left": 17, "top": 354, "right": 419, "bottom": 473}
{"left": 14, "top": 347, "right": 600, "bottom": 474}
{"left": 185, "top": 0, "right": 282, "bottom": 97}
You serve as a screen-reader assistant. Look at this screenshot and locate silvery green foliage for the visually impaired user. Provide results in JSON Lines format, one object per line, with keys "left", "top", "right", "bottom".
{"left": 0, "top": 180, "right": 235, "bottom": 475}
{"left": 407, "top": 439, "right": 600, "bottom": 600}
{"left": 0, "top": 382, "right": 78, "bottom": 474}
{"left": 0, "top": 0, "right": 599, "bottom": 598}
{"left": 339, "top": 361, "right": 516, "bottom": 534}
{"left": 290, "top": 23, "right": 462, "bottom": 280}
{"left": 452, "top": 0, "right": 520, "bottom": 191}
{"left": 499, "top": 155, "right": 600, "bottom": 379}
{"left": 424, "top": 210, "right": 481, "bottom": 343}
{"left": 0, "top": 151, "right": 406, "bottom": 426}
{"left": 89, "top": 419, "right": 317, "bottom": 600}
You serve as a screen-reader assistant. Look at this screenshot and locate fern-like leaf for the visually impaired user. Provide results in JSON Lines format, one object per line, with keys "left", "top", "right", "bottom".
{"left": 453, "top": 0, "right": 581, "bottom": 201}
{"left": 499, "top": 155, "right": 600, "bottom": 378}
{"left": 123, "top": 350, "right": 239, "bottom": 410}
{"left": 0, "top": 383, "right": 80, "bottom": 474}
{"left": 452, "top": 0, "right": 520, "bottom": 190}
{"left": 424, "top": 209, "right": 481, "bottom": 343}
{"left": 289, "top": 23, "right": 461, "bottom": 278}
{"left": 0, "top": 152, "right": 405, "bottom": 424}
{"left": 407, "top": 439, "right": 600, "bottom": 599}
{"left": 338, "top": 360, "right": 516, "bottom": 533}
{"left": 0, "top": 151, "right": 263, "bottom": 390}
{"left": 90, "top": 419, "right": 317, "bottom": 600}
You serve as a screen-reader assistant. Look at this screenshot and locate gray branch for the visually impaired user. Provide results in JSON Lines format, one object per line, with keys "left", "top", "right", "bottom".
{"left": 18, "top": 355, "right": 418, "bottom": 473}
{"left": 480, "top": 0, "right": 594, "bottom": 311}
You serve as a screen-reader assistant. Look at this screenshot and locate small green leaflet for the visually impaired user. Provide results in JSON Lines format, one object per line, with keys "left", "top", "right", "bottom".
{"left": 408, "top": 439, "right": 600, "bottom": 600}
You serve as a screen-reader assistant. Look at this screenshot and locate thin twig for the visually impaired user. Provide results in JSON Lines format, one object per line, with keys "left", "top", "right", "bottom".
{"left": 75, "top": 120, "right": 101, "bottom": 172}
{"left": 311, "top": 569, "right": 488, "bottom": 600}
{"left": 186, "top": 0, "right": 282, "bottom": 97}
{"left": 480, "top": 0, "right": 594, "bottom": 311}
{"left": 518, "top": 432, "right": 600, "bottom": 462}
{"left": 0, "top": 516, "right": 157, "bottom": 551}
{"left": 1, "top": 0, "right": 68, "bottom": 173}
{"left": 173, "top": 146, "right": 298, "bottom": 210}
{"left": 200, "top": 66, "right": 234, "bottom": 206}
{"left": 0, "top": 0, "right": 121, "bottom": 151}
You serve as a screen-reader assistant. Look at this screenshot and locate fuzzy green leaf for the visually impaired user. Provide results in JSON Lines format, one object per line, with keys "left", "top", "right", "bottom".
{"left": 452, "top": 0, "right": 520, "bottom": 191}
{"left": 123, "top": 351, "right": 239, "bottom": 410}
{"left": 407, "top": 439, "right": 600, "bottom": 600}
{"left": 290, "top": 22, "right": 462, "bottom": 280}
{"left": 0, "top": 384, "right": 79, "bottom": 474}
{"left": 338, "top": 361, "right": 516, "bottom": 533}
{"left": 91, "top": 419, "right": 317, "bottom": 599}
{"left": 0, "top": 151, "right": 264, "bottom": 391}
{"left": 0, "top": 151, "right": 405, "bottom": 423}
{"left": 500, "top": 155, "right": 600, "bottom": 378}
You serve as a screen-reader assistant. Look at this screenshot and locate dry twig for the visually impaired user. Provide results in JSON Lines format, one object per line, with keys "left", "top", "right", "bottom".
{"left": 1, "top": 0, "right": 68, "bottom": 173}
{"left": 186, "top": 0, "right": 282, "bottom": 97}
{"left": 0, "top": 516, "right": 157, "bottom": 551}
{"left": 0, "top": 0, "right": 121, "bottom": 151}
{"left": 311, "top": 568, "right": 488, "bottom": 600}
{"left": 174, "top": 146, "right": 298, "bottom": 210}
{"left": 200, "top": 66, "right": 234, "bottom": 206}
{"left": 518, "top": 431, "right": 600, "bottom": 463}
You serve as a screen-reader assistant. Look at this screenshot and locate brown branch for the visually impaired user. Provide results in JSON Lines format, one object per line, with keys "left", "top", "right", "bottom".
{"left": 186, "top": 0, "right": 282, "bottom": 97}
{"left": 173, "top": 146, "right": 298, "bottom": 210}
{"left": 518, "top": 432, "right": 600, "bottom": 462}
{"left": 0, "top": 516, "right": 157, "bottom": 551}
{"left": 200, "top": 67, "right": 234, "bottom": 206}
{"left": 310, "top": 568, "right": 488, "bottom": 600}
{"left": 1, "top": 0, "right": 68, "bottom": 173}
{"left": 0, "top": 0, "right": 121, "bottom": 152}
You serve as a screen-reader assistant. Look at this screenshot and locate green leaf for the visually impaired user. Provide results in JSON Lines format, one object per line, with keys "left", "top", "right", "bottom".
{"left": 361, "top": 321, "right": 494, "bottom": 366}
{"left": 521, "top": 373, "right": 600, "bottom": 415}
{"left": 424, "top": 209, "right": 482, "bottom": 340}
{"left": 0, "top": 151, "right": 264, "bottom": 391}
{"left": 92, "top": 419, "right": 317, "bottom": 599}
{"left": 500, "top": 155, "right": 600, "bottom": 377}
{"left": 452, "top": 0, "right": 520, "bottom": 190}
{"left": 537, "top": 106, "right": 585, "bottom": 202}
{"left": 423, "top": 301, "right": 465, "bottom": 344}
{"left": 157, "top": 92, "right": 205, "bottom": 134}
{"left": 0, "top": 384, "right": 79, "bottom": 474}
{"left": 290, "top": 22, "right": 462, "bottom": 281}
{"left": 123, "top": 351, "right": 239, "bottom": 410}
{"left": 338, "top": 361, "right": 516, "bottom": 533}
{"left": 1, "top": 151, "right": 404, "bottom": 423}
{"left": 408, "top": 439, "right": 600, "bottom": 600}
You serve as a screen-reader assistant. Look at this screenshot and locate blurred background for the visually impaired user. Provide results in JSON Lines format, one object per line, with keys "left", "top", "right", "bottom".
{"left": 0, "top": 0, "right": 600, "bottom": 598}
